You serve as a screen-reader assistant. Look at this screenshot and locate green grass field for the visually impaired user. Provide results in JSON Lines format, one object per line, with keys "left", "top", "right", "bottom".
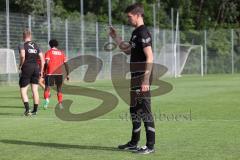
{"left": 0, "top": 74, "right": 240, "bottom": 160}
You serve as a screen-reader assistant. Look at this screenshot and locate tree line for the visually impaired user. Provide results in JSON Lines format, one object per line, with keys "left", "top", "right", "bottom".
{"left": 0, "top": 0, "right": 239, "bottom": 74}
{"left": 1, "top": 0, "right": 239, "bottom": 30}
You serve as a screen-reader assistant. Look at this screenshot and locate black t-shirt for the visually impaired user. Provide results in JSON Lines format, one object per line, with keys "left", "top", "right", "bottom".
{"left": 129, "top": 25, "right": 152, "bottom": 77}
{"left": 129, "top": 25, "right": 152, "bottom": 63}
{"left": 18, "top": 41, "right": 41, "bottom": 64}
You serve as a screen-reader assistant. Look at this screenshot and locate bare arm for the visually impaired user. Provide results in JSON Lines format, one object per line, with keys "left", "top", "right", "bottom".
{"left": 38, "top": 52, "right": 44, "bottom": 76}
{"left": 19, "top": 49, "right": 25, "bottom": 70}
{"left": 109, "top": 26, "right": 131, "bottom": 55}
{"left": 44, "top": 59, "right": 49, "bottom": 75}
{"left": 141, "top": 46, "right": 153, "bottom": 92}
{"left": 64, "top": 62, "right": 70, "bottom": 80}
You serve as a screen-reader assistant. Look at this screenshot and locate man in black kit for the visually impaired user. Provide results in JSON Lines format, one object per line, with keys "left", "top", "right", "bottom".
{"left": 109, "top": 3, "right": 155, "bottom": 154}
{"left": 18, "top": 29, "right": 44, "bottom": 116}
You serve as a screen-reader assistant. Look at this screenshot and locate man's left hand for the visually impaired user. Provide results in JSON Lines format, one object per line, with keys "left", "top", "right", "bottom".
{"left": 66, "top": 75, "right": 70, "bottom": 81}
{"left": 141, "top": 81, "right": 150, "bottom": 92}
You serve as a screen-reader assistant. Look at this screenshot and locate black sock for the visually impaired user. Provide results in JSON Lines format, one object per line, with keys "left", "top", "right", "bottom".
{"left": 24, "top": 102, "right": 29, "bottom": 112}
{"left": 33, "top": 104, "right": 38, "bottom": 112}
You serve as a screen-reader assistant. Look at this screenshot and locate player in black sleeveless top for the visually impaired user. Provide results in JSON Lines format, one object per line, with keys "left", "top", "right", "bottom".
{"left": 18, "top": 29, "right": 44, "bottom": 116}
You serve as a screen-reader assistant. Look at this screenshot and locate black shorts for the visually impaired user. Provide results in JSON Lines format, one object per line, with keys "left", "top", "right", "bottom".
{"left": 19, "top": 63, "right": 39, "bottom": 88}
{"left": 45, "top": 75, "right": 63, "bottom": 87}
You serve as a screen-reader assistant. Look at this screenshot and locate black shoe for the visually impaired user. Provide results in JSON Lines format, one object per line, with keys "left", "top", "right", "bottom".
{"left": 118, "top": 142, "right": 138, "bottom": 151}
{"left": 135, "top": 146, "right": 155, "bottom": 154}
{"left": 24, "top": 110, "right": 31, "bottom": 116}
{"left": 31, "top": 111, "right": 37, "bottom": 116}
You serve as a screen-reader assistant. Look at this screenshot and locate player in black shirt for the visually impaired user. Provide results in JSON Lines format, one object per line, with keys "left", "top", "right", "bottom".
{"left": 18, "top": 29, "right": 44, "bottom": 116}
{"left": 109, "top": 3, "right": 155, "bottom": 154}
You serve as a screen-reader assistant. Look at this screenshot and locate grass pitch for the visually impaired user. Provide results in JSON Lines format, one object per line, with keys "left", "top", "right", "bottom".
{"left": 0, "top": 74, "right": 240, "bottom": 160}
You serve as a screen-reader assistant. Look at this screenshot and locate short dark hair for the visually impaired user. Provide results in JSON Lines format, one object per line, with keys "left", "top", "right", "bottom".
{"left": 23, "top": 28, "right": 31, "bottom": 39}
{"left": 125, "top": 3, "right": 144, "bottom": 17}
{"left": 49, "top": 39, "right": 58, "bottom": 48}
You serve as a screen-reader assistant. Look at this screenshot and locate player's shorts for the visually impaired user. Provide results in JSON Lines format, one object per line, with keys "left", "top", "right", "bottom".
{"left": 19, "top": 63, "right": 40, "bottom": 88}
{"left": 45, "top": 75, "right": 63, "bottom": 86}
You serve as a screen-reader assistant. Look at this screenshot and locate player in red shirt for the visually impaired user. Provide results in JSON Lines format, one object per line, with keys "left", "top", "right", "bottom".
{"left": 43, "top": 39, "right": 69, "bottom": 109}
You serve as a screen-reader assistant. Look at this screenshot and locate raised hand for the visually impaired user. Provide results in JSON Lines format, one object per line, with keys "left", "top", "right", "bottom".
{"left": 109, "top": 26, "right": 117, "bottom": 39}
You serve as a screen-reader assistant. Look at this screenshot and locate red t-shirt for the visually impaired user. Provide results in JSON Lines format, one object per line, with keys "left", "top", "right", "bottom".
{"left": 45, "top": 48, "right": 67, "bottom": 75}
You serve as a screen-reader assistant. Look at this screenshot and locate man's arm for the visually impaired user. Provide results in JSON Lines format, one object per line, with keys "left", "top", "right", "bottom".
{"left": 141, "top": 46, "right": 153, "bottom": 92}
{"left": 44, "top": 59, "right": 49, "bottom": 75}
{"left": 19, "top": 49, "right": 25, "bottom": 70}
{"left": 39, "top": 52, "right": 44, "bottom": 77}
{"left": 109, "top": 26, "right": 131, "bottom": 55}
{"left": 64, "top": 62, "right": 70, "bottom": 80}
